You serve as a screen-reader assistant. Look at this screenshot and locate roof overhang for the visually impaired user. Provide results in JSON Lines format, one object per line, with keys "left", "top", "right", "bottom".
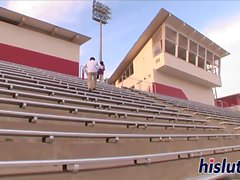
{"left": 0, "top": 7, "right": 91, "bottom": 46}
{"left": 109, "top": 8, "right": 230, "bottom": 84}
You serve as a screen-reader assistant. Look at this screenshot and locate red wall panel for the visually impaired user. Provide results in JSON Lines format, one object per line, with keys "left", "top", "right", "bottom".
{"left": 215, "top": 94, "right": 240, "bottom": 107}
{"left": 152, "top": 82, "right": 188, "bottom": 100}
{"left": 0, "top": 43, "right": 79, "bottom": 76}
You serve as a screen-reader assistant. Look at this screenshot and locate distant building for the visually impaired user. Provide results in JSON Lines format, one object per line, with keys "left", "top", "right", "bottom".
{"left": 216, "top": 94, "right": 240, "bottom": 111}
{"left": 0, "top": 7, "right": 90, "bottom": 76}
{"left": 109, "top": 8, "right": 230, "bottom": 105}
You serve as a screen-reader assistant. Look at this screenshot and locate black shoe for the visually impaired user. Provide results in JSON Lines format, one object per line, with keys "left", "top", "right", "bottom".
{"left": 88, "top": 89, "right": 92, "bottom": 92}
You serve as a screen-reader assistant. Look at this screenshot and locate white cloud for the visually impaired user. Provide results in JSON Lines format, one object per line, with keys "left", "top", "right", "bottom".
{"left": 6, "top": 0, "right": 90, "bottom": 25}
{"left": 203, "top": 14, "right": 240, "bottom": 98}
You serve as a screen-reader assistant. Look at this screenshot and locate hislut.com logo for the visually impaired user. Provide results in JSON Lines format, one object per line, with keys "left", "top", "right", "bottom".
{"left": 198, "top": 158, "right": 240, "bottom": 174}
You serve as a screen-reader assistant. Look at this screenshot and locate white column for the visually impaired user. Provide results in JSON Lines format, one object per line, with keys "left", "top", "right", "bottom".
{"left": 162, "top": 24, "right": 166, "bottom": 53}
{"left": 195, "top": 45, "right": 199, "bottom": 67}
{"left": 99, "top": 21, "right": 102, "bottom": 62}
{"left": 204, "top": 49, "right": 207, "bottom": 70}
{"left": 218, "top": 59, "right": 221, "bottom": 77}
{"left": 186, "top": 38, "right": 189, "bottom": 63}
{"left": 175, "top": 32, "right": 179, "bottom": 57}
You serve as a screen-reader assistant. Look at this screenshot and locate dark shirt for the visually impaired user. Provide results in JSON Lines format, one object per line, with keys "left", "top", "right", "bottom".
{"left": 98, "top": 65, "right": 105, "bottom": 75}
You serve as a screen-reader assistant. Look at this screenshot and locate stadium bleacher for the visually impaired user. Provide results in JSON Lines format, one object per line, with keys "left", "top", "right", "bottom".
{"left": 0, "top": 60, "right": 239, "bottom": 179}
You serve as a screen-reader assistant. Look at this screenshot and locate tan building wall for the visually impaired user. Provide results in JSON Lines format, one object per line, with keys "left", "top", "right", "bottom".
{"left": 0, "top": 21, "right": 79, "bottom": 62}
{"left": 116, "top": 38, "right": 155, "bottom": 92}
{"left": 153, "top": 70, "right": 215, "bottom": 105}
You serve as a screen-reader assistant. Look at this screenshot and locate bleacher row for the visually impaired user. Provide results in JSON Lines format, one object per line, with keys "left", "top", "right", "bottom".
{"left": 0, "top": 59, "right": 239, "bottom": 179}
{"left": 140, "top": 89, "right": 240, "bottom": 120}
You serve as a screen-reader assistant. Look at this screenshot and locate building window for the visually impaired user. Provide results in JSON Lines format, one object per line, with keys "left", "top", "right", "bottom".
{"left": 126, "top": 68, "right": 130, "bottom": 77}
{"left": 162, "top": 26, "right": 221, "bottom": 76}
{"left": 165, "top": 26, "right": 177, "bottom": 43}
{"left": 179, "top": 34, "right": 188, "bottom": 48}
{"left": 152, "top": 28, "right": 162, "bottom": 57}
{"left": 189, "top": 52, "right": 196, "bottom": 65}
{"left": 118, "top": 76, "right": 122, "bottom": 83}
{"left": 165, "top": 39, "right": 175, "bottom": 56}
{"left": 198, "top": 57, "right": 205, "bottom": 69}
{"left": 122, "top": 72, "right": 126, "bottom": 80}
{"left": 206, "top": 50, "right": 213, "bottom": 73}
{"left": 207, "top": 50, "right": 213, "bottom": 62}
{"left": 189, "top": 40, "right": 197, "bottom": 53}
{"left": 118, "top": 63, "right": 134, "bottom": 83}
{"left": 178, "top": 34, "right": 188, "bottom": 61}
{"left": 129, "top": 63, "right": 134, "bottom": 75}
{"left": 165, "top": 26, "right": 177, "bottom": 56}
{"left": 198, "top": 45, "right": 205, "bottom": 69}
{"left": 198, "top": 45, "right": 205, "bottom": 58}
{"left": 214, "top": 55, "right": 220, "bottom": 76}
{"left": 178, "top": 46, "right": 186, "bottom": 61}
{"left": 153, "top": 41, "right": 161, "bottom": 57}
{"left": 188, "top": 40, "right": 197, "bottom": 65}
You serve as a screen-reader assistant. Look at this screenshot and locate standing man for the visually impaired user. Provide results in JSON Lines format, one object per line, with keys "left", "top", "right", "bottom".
{"left": 84, "top": 57, "right": 99, "bottom": 91}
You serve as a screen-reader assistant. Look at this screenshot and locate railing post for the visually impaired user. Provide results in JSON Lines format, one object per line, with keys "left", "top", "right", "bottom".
{"left": 153, "top": 83, "right": 157, "bottom": 94}
{"left": 82, "top": 69, "right": 85, "bottom": 80}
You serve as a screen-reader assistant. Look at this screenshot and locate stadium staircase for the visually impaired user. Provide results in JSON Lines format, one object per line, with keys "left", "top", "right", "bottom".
{"left": 0, "top": 60, "right": 239, "bottom": 180}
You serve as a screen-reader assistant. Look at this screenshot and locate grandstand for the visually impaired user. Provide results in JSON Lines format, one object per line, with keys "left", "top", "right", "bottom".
{"left": 0, "top": 6, "right": 240, "bottom": 180}
{"left": 0, "top": 60, "right": 240, "bottom": 179}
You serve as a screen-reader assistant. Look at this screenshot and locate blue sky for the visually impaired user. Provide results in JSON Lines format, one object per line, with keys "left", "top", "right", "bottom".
{"left": 1, "top": 1, "right": 240, "bottom": 98}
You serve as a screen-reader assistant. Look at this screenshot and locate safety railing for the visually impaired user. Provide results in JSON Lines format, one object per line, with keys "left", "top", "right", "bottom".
{"left": 0, "top": 145, "right": 239, "bottom": 173}
{"left": 0, "top": 128, "right": 237, "bottom": 143}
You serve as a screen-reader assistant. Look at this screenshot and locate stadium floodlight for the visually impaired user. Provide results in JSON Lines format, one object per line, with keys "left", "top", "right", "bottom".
{"left": 92, "top": 0, "right": 111, "bottom": 62}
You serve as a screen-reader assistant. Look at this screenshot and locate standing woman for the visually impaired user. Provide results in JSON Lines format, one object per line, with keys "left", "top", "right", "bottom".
{"left": 98, "top": 61, "right": 105, "bottom": 82}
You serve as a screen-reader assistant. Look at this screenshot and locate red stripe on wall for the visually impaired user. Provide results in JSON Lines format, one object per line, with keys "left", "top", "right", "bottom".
{"left": 152, "top": 82, "right": 188, "bottom": 100}
{"left": 0, "top": 43, "right": 79, "bottom": 76}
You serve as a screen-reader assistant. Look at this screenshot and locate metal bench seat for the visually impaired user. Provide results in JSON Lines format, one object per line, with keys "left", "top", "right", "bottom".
{"left": 0, "top": 81, "right": 186, "bottom": 116}
{"left": 0, "top": 144, "right": 239, "bottom": 173}
{"left": 0, "top": 97, "right": 206, "bottom": 124}
{"left": 143, "top": 91, "right": 240, "bottom": 120}
{"left": 0, "top": 69, "right": 152, "bottom": 103}
{"left": 0, "top": 128, "right": 237, "bottom": 143}
{"left": 0, "top": 88, "right": 180, "bottom": 116}
{"left": 0, "top": 75, "right": 168, "bottom": 111}
{"left": 0, "top": 63, "right": 147, "bottom": 99}
{"left": 0, "top": 109, "right": 223, "bottom": 130}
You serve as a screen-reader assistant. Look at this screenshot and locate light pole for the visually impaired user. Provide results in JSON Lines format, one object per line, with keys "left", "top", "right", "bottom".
{"left": 92, "top": 0, "right": 111, "bottom": 62}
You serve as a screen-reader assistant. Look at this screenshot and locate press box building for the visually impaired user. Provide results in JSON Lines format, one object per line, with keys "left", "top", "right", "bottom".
{"left": 109, "top": 8, "right": 230, "bottom": 106}
{"left": 0, "top": 7, "right": 90, "bottom": 76}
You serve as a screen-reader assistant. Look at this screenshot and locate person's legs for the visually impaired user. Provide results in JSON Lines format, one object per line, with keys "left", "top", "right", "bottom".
{"left": 88, "top": 72, "right": 95, "bottom": 90}
{"left": 87, "top": 73, "right": 92, "bottom": 90}
{"left": 99, "top": 74, "right": 103, "bottom": 82}
{"left": 93, "top": 72, "right": 97, "bottom": 89}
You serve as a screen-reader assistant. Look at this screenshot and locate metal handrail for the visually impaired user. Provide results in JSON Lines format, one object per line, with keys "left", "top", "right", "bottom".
{"left": 0, "top": 97, "right": 202, "bottom": 123}
{"left": 0, "top": 109, "right": 222, "bottom": 130}
{"left": 0, "top": 145, "right": 239, "bottom": 169}
{"left": 0, "top": 128, "right": 237, "bottom": 140}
